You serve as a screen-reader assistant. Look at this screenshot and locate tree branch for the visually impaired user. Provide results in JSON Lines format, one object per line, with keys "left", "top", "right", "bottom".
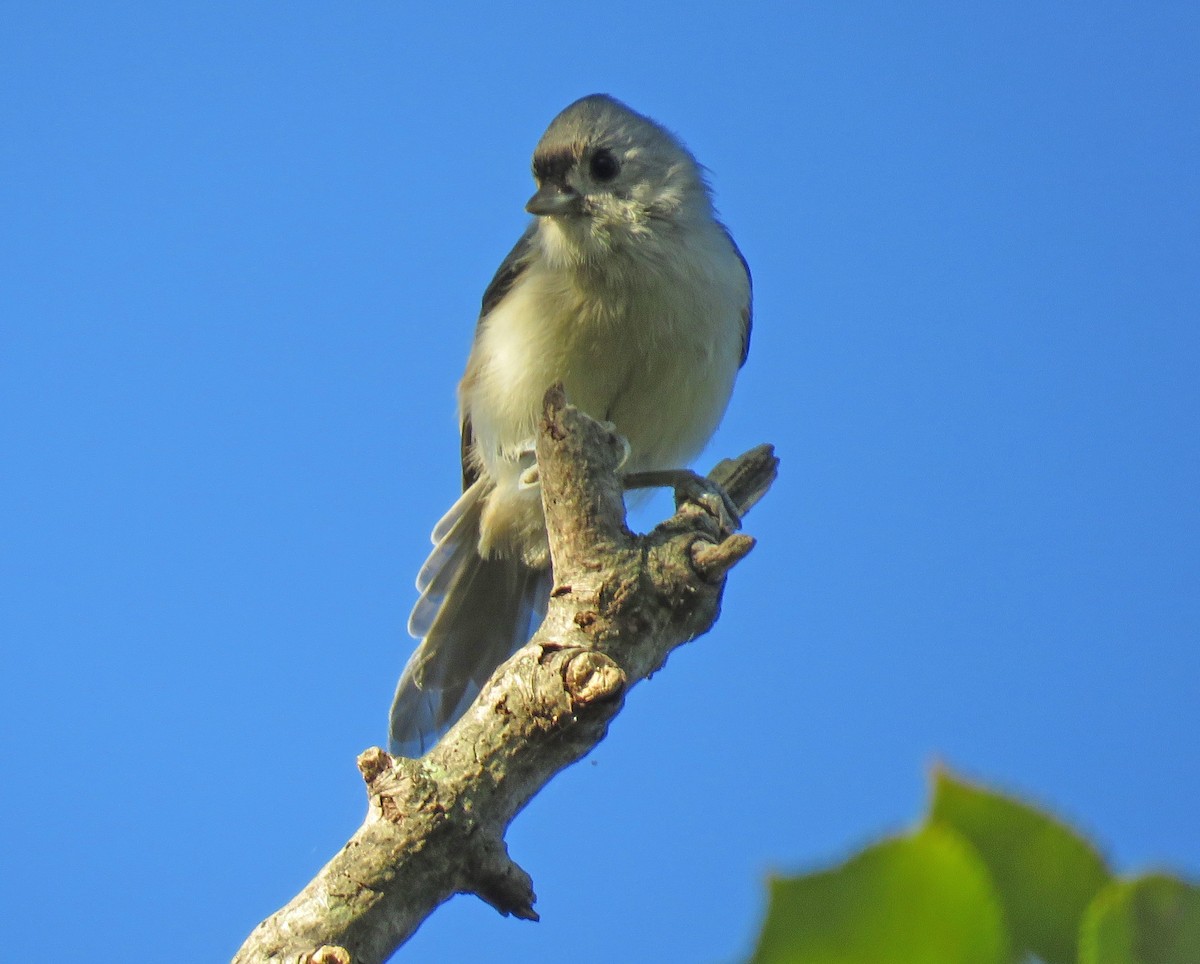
{"left": 234, "top": 387, "right": 779, "bottom": 963}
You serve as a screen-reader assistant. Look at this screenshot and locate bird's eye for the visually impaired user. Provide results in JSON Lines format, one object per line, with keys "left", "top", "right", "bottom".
{"left": 589, "top": 149, "right": 620, "bottom": 182}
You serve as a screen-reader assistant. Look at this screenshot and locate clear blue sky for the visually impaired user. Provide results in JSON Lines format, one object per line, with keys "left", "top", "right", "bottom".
{"left": 2, "top": 3, "right": 1197, "bottom": 961}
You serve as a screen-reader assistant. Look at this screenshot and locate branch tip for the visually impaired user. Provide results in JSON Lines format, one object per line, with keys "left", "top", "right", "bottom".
{"left": 540, "top": 382, "right": 569, "bottom": 439}
{"left": 708, "top": 443, "right": 779, "bottom": 516}
{"left": 469, "top": 838, "right": 539, "bottom": 922}
{"left": 357, "top": 746, "right": 391, "bottom": 784}
{"left": 691, "top": 534, "right": 756, "bottom": 581}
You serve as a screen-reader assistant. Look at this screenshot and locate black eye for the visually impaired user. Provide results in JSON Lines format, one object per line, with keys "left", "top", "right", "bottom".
{"left": 589, "top": 149, "right": 620, "bottom": 182}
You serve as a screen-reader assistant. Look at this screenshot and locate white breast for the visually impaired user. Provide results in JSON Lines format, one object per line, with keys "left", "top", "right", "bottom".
{"left": 461, "top": 215, "right": 747, "bottom": 565}
{"left": 466, "top": 217, "right": 746, "bottom": 476}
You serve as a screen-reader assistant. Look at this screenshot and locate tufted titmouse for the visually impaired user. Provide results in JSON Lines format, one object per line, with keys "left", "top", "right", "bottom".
{"left": 388, "top": 94, "right": 752, "bottom": 756}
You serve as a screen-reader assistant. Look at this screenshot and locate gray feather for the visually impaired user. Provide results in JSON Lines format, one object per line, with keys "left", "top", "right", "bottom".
{"left": 390, "top": 490, "right": 551, "bottom": 757}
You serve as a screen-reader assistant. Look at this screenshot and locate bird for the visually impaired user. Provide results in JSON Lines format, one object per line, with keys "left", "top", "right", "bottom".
{"left": 388, "top": 94, "right": 752, "bottom": 756}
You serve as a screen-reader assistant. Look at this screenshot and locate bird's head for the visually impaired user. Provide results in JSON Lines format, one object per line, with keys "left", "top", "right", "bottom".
{"left": 525, "top": 94, "right": 713, "bottom": 261}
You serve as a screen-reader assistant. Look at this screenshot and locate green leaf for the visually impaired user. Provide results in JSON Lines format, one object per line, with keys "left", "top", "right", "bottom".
{"left": 1080, "top": 874, "right": 1200, "bottom": 964}
{"left": 928, "top": 768, "right": 1112, "bottom": 964}
{"left": 747, "top": 825, "right": 1010, "bottom": 964}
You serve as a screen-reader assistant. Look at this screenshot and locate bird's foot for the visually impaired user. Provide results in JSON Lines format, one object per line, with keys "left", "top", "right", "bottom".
{"left": 518, "top": 429, "right": 630, "bottom": 490}
{"left": 516, "top": 439, "right": 540, "bottom": 490}
{"left": 598, "top": 423, "right": 633, "bottom": 470}
{"left": 623, "top": 468, "right": 741, "bottom": 537}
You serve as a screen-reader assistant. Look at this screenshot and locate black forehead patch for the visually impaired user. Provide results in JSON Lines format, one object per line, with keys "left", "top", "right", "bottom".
{"left": 532, "top": 147, "right": 576, "bottom": 184}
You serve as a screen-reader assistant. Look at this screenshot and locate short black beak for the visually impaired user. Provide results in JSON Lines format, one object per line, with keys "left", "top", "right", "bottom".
{"left": 525, "top": 183, "right": 582, "bottom": 217}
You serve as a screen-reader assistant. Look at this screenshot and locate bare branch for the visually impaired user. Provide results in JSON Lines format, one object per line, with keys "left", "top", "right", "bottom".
{"left": 234, "top": 387, "right": 779, "bottom": 963}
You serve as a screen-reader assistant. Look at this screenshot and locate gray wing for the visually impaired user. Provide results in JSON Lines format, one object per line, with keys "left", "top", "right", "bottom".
{"left": 459, "top": 223, "right": 539, "bottom": 489}
{"left": 480, "top": 222, "right": 538, "bottom": 318}
{"left": 723, "top": 225, "right": 753, "bottom": 368}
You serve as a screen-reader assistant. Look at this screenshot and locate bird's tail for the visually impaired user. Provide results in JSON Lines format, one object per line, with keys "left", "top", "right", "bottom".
{"left": 389, "top": 480, "right": 551, "bottom": 757}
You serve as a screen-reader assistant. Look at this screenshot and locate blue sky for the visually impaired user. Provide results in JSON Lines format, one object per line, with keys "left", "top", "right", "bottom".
{"left": 2, "top": 3, "right": 1197, "bottom": 961}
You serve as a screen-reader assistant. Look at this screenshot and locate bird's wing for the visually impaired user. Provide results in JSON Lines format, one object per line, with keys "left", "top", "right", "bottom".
{"left": 458, "top": 222, "right": 539, "bottom": 490}
{"left": 723, "top": 225, "right": 753, "bottom": 368}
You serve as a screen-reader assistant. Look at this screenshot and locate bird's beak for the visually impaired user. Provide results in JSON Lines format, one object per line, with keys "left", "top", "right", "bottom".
{"left": 525, "top": 183, "right": 582, "bottom": 217}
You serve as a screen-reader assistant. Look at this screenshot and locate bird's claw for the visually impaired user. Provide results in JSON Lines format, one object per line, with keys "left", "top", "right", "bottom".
{"left": 516, "top": 439, "right": 540, "bottom": 490}
{"left": 598, "top": 423, "right": 632, "bottom": 470}
{"left": 674, "top": 474, "right": 741, "bottom": 537}
{"left": 518, "top": 429, "right": 629, "bottom": 490}
{"left": 624, "top": 468, "right": 741, "bottom": 537}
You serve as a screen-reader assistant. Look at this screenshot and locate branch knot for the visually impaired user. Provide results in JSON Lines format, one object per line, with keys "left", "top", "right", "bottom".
{"left": 303, "top": 946, "right": 352, "bottom": 964}
{"left": 563, "top": 650, "right": 626, "bottom": 709}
